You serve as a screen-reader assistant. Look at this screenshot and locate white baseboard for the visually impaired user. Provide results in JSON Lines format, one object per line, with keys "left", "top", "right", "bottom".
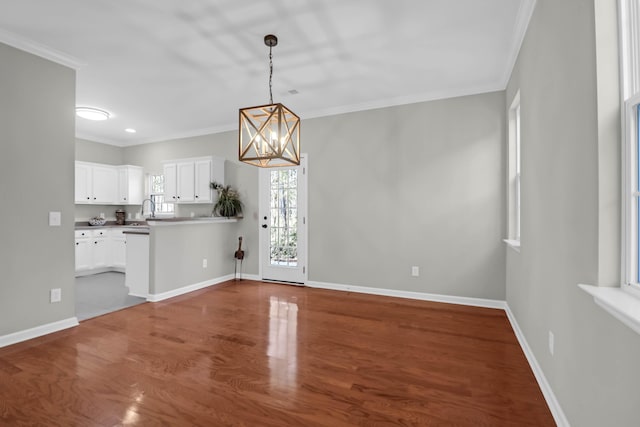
{"left": 306, "top": 280, "right": 567, "bottom": 426}
{"left": 306, "top": 280, "right": 507, "bottom": 309}
{"left": 236, "top": 273, "right": 261, "bottom": 281}
{"left": 75, "top": 267, "right": 125, "bottom": 277}
{"left": 0, "top": 317, "right": 79, "bottom": 349}
{"left": 504, "top": 305, "right": 570, "bottom": 427}
{"left": 0, "top": 276, "right": 568, "bottom": 427}
{"left": 147, "top": 274, "right": 235, "bottom": 302}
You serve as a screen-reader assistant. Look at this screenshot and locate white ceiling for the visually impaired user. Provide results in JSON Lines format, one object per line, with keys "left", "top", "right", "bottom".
{"left": 0, "top": 0, "right": 534, "bottom": 147}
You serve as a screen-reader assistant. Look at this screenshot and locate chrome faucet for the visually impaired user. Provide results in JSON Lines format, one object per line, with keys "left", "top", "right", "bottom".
{"left": 141, "top": 198, "right": 156, "bottom": 218}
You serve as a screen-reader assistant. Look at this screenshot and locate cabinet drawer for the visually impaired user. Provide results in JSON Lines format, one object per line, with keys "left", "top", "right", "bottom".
{"left": 92, "top": 229, "right": 109, "bottom": 238}
{"left": 110, "top": 228, "right": 126, "bottom": 237}
{"left": 75, "top": 230, "right": 91, "bottom": 238}
{"left": 75, "top": 229, "right": 110, "bottom": 238}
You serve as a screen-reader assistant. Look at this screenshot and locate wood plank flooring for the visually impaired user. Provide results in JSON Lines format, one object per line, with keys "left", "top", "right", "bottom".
{"left": 0, "top": 281, "right": 555, "bottom": 426}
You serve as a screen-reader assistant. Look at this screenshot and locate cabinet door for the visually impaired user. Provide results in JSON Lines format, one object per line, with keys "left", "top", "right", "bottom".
{"left": 92, "top": 165, "right": 118, "bottom": 204}
{"left": 111, "top": 238, "right": 126, "bottom": 268}
{"left": 127, "top": 167, "right": 144, "bottom": 205}
{"left": 75, "top": 163, "right": 92, "bottom": 203}
{"left": 117, "top": 167, "right": 129, "bottom": 204}
{"left": 117, "top": 166, "right": 144, "bottom": 205}
{"left": 92, "top": 238, "right": 110, "bottom": 268}
{"left": 176, "top": 161, "right": 195, "bottom": 202}
{"left": 163, "top": 163, "right": 178, "bottom": 203}
{"left": 75, "top": 239, "right": 92, "bottom": 271}
{"left": 194, "top": 159, "right": 212, "bottom": 203}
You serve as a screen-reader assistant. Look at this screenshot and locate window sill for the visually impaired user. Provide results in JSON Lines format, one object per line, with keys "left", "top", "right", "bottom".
{"left": 578, "top": 284, "right": 640, "bottom": 335}
{"left": 503, "top": 239, "right": 521, "bottom": 252}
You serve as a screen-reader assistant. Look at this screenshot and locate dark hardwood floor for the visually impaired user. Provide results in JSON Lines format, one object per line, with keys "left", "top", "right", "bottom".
{"left": 0, "top": 281, "right": 555, "bottom": 426}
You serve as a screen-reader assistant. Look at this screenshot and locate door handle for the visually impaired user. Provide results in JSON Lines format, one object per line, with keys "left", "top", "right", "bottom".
{"left": 262, "top": 224, "right": 268, "bottom": 228}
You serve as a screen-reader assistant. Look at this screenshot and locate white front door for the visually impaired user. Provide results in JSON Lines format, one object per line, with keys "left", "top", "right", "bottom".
{"left": 259, "top": 155, "right": 307, "bottom": 284}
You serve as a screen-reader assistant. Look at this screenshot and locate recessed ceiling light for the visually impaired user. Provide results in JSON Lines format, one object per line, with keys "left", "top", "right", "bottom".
{"left": 125, "top": 128, "right": 137, "bottom": 133}
{"left": 76, "top": 107, "right": 110, "bottom": 121}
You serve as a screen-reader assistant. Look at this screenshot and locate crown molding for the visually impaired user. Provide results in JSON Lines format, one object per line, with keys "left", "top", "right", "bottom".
{"left": 500, "top": 0, "right": 538, "bottom": 88}
{"left": 130, "top": 123, "right": 237, "bottom": 146}
{"left": 0, "top": 28, "right": 85, "bottom": 69}
{"left": 300, "top": 83, "right": 504, "bottom": 122}
{"left": 78, "top": 83, "right": 505, "bottom": 148}
{"left": 75, "top": 132, "right": 125, "bottom": 147}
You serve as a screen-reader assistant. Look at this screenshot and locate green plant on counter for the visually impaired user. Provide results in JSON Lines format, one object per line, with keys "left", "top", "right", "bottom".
{"left": 210, "top": 181, "right": 243, "bottom": 218}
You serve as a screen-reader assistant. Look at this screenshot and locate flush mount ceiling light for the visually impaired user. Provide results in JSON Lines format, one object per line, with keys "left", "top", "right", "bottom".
{"left": 76, "top": 107, "right": 110, "bottom": 121}
{"left": 239, "top": 34, "right": 300, "bottom": 168}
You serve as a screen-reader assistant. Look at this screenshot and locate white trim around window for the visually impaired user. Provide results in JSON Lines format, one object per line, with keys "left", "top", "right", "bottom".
{"left": 622, "top": 93, "right": 640, "bottom": 290}
{"left": 505, "top": 90, "right": 521, "bottom": 252}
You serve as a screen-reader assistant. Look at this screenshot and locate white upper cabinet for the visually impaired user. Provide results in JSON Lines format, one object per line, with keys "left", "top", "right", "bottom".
{"left": 177, "top": 161, "right": 195, "bottom": 203}
{"left": 75, "top": 163, "right": 93, "bottom": 203}
{"left": 194, "top": 159, "right": 213, "bottom": 203}
{"left": 92, "top": 165, "right": 118, "bottom": 203}
{"left": 75, "top": 161, "right": 144, "bottom": 205}
{"left": 117, "top": 165, "right": 144, "bottom": 205}
{"left": 75, "top": 161, "right": 117, "bottom": 204}
{"left": 163, "top": 156, "right": 224, "bottom": 204}
{"left": 163, "top": 162, "right": 178, "bottom": 203}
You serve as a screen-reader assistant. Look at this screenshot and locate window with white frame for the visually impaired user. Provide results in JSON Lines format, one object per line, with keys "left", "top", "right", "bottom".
{"left": 621, "top": 0, "right": 640, "bottom": 288}
{"left": 149, "top": 174, "right": 174, "bottom": 216}
{"left": 506, "top": 91, "right": 521, "bottom": 249}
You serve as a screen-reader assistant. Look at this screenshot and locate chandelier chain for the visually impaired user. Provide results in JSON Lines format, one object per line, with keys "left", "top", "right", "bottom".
{"left": 269, "top": 45, "right": 273, "bottom": 104}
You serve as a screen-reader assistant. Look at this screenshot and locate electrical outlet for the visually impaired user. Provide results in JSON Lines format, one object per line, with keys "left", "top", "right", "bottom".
{"left": 202, "top": 258, "right": 208, "bottom": 268}
{"left": 411, "top": 266, "right": 419, "bottom": 277}
{"left": 50, "top": 288, "right": 62, "bottom": 303}
{"left": 548, "top": 331, "right": 554, "bottom": 356}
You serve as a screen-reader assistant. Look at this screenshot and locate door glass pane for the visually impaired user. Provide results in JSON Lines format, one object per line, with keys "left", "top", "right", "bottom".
{"left": 270, "top": 169, "right": 298, "bottom": 267}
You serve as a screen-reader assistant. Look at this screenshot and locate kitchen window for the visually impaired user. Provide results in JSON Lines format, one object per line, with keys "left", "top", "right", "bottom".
{"left": 149, "top": 174, "right": 174, "bottom": 216}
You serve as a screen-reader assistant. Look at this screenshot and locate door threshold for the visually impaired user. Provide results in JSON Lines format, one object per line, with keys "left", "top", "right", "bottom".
{"left": 261, "top": 278, "right": 305, "bottom": 286}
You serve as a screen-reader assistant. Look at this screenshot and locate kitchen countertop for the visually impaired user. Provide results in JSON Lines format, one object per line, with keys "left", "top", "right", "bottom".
{"left": 122, "top": 229, "right": 150, "bottom": 235}
{"left": 74, "top": 221, "right": 149, "bottom": 230}
{"left": 147, "top": 217, "right": 238, "bottom": 226}
{"left": 75, "top": 217, "right": 238, "bottom": 230}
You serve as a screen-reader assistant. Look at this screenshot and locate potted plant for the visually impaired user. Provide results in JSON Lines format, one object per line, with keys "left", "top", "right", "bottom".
{"left": 210, "top": 181, "right": 243, "bottom": 218}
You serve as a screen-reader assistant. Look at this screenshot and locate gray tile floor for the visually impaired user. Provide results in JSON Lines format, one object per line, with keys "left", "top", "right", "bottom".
{"left": 75, "top": 272, "right": 146, "bottom": 321}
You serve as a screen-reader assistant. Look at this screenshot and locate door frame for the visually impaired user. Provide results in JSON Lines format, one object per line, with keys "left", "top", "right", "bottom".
{"left": 258, "top": 154, "right": 308, "bottom": 284}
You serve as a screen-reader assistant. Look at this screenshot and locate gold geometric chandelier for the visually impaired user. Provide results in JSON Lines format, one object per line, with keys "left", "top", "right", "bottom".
{"left": 239, "top": 34, "right": 300, "bottom": 167}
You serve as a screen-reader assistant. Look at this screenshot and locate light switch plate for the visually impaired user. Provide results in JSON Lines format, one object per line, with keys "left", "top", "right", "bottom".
{"left": 49, "top": 211, "right": 61, "bottom": 226}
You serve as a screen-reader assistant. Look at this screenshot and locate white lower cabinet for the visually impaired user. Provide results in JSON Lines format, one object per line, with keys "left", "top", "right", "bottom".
{"left": 111, "top": 229, "right": 127, "bottom": 269}
{"left": 74, "top": 228, "right": 129, "bottom": 275}
{"left": 75, "top": 237, "right": 92, "bottom": 271}
{"left": 92, "top": 236, "right": 110, "bottom": 269}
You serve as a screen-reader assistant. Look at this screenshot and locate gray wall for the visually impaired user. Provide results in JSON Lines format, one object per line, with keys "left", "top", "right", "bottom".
{"left": 505, "top": 1, "right": 640, "bottom": 425}
{"left": 75, "top": 138, "right": 123, "bottom": 165}
{"left": 123, "top": 91, "right": 506, "bottom": 300}
{"left": 0, "top": 43, "right": 76, "bottom": 335}
{"left": 303, "top": 92, "right": 505, "bottom": 299}
{"left": 150, "top": 223, "right": 237, "bottom": 295}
